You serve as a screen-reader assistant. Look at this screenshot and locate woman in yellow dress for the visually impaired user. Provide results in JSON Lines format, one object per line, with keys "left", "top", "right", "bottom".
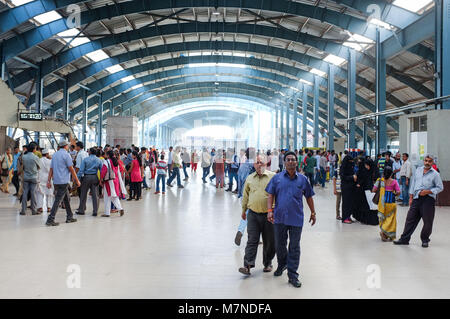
{"left": 372, "top": 166, "right": 401, "bottom": 242}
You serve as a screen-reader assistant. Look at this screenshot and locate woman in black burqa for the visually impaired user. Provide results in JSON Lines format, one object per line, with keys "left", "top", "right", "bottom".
{"left": 353, "top": 158, "right": 379, "bottom": 225}
{"left": 339, "top": 154, "right": 356, "bottom": 224}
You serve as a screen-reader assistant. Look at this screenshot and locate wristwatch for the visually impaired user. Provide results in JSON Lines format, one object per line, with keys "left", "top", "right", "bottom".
{"left": 311, "top": 212, "right": 316, "bottom": 216}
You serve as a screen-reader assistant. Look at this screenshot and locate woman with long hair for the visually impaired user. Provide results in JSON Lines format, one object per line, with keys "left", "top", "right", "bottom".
{"left": 372, "top": 166, "right": 400, "bottom": 241}
{"left": 100, "top": 150, "right": 126, "bottom": 217}
{"left": 127, "top": 151, "right": 143, "bottom": 200}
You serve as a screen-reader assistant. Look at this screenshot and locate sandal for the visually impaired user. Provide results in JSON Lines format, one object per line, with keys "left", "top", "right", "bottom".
{"left": 336, "top": 216, "right": 342, "bottom": 220}
{"left": 343, "top": 219, "right": 353, "bottom": 224}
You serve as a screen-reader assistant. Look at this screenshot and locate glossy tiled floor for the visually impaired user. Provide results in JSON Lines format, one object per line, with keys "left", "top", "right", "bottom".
{"left": 1, "top": 172, "right": 449, "bottom": 299}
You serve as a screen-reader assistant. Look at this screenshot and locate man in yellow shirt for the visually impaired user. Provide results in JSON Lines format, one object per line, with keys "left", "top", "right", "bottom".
{"left": 238, "top": 154, "right": 276, "bottom": 275}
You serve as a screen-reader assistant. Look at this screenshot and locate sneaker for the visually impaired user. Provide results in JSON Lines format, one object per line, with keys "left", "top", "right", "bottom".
{"left": 46, "top": 220, "right": 59, "bottom": 226}
{"left": 167, "top": 183, "right": 173, "bottom": 187}
{"left": 178, "top": 185, "right": 184, "bottom": 188}
{"left": 154, "top": 191, "right": 160, "bottom": 194}
{"left": 19, "top": 211, "right": 26, "bottom": 216}
{"left": 66, "top": 218, "right": 77, "bottom": 223}
{"left": 393, "top": 240, "right": 409, "bottom": 245}
{"left": 274, "top": 265, "right": 287, "bottom": 277}
{"left": 288, "top": 278, "right": 302, "bottom": 288}
{"left": 234, "top": 231, "right": 243, "bottom": 246}
{"left": 75, "top": 211, "right": 85, "bottom": 215}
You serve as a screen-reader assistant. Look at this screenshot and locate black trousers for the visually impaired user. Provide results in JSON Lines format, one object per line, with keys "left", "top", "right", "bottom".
{"left": 244, "top": 210, "right": 275, "bottom": 268}
{"left": 399, "top": 196, "right": 436, "bottom": 244}
{"left": 12, "top": 171, "right": 20, "bottom": 193}
{"left": 341, "top": 182, "right": 355, "bottom": 221}
{"left": 47, "top": 184, "right": 73, "bottom": 222}
{"left": 130, "top": 181, "right": 142, "bottom": 199}
{"left": 77, "top": 174, "right": 99, "bottom": 214}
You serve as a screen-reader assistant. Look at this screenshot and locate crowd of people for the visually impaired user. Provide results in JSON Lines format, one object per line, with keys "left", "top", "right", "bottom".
{"left": 0, "top": 139, "right": 444, "bottom": 287}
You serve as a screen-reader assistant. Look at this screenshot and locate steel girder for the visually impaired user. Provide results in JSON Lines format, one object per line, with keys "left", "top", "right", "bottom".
{"left": 78, "top": 78, "right": 369, "bottom": 140}
{"left": 55, "top": 56, "right": 399, "bottom": 131}
{"left": 8, "top": 22, "right": 433, "bottom": 103}
{"left": 31, "top": 42, "right": 401, "bottom": 114}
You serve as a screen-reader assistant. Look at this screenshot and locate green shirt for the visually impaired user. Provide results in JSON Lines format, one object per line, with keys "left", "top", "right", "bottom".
{"left": 304, "top": 156, "right": 316, "bottom": 174}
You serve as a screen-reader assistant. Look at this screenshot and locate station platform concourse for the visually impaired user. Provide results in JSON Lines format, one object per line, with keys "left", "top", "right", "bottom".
{"left": 1, "top": 173, "right": 449, "bottom": 299}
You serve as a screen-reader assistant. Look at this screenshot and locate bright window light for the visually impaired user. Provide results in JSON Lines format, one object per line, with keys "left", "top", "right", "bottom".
{"left": 393, "top": 0, "right": 433, "bottom": 13}
{"left": 188, "top": 63, "right": 247, "bottom": 69}
{"left": 121, "top": 75, "right": 135, "bottom": 83}
{"left": 324, "top": 54, "right": 346, "bottom": 66}
{"left": 85, "top": 49, "right": 109, "bottom": 62}
{"left": 368, "top": 18, "right": 394, "bottom": 30}
{"left": 34, "top": 10, "right": 62, "bottom": 25}
{"left": 106, "top": 65, "right": 124, "bottom": 74}
{"left": 131, "top": 84, "right": 143, "bottom": 89}
{"left": 57, "top": 28, "right": 90, "bottom": 47}
{"left": 310, "top": 68, "right": 326, "bottom": 77}
{"left": 10, "top": 0, "right": 34, "bottom": 7}
{"left": 343, "top": 33, "right": 374, "bottom": 51}
{"left": 188, "top": 52, "right": 202, "bottom": 56}
{"left": 233, "top": 52, "right": 247, "bottom": 57}
{"left": 300, "top": 79, "right": 313, "bottom": 86}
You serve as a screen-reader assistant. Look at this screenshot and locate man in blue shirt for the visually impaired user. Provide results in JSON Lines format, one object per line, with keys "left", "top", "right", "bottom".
{"left": 46, "top": 140, "right": 81, "bottom": 226}
{"left": 11, "top": 146, "right": 21, "bottom": 196}
{"left": 266, "top": 151, "right": 316, "bottom": 288}
{"left": 76, "top": 147, "right": 103, "bottom": 216}
{"left": 394, "top": 155, "right": 443, "bottom": 248}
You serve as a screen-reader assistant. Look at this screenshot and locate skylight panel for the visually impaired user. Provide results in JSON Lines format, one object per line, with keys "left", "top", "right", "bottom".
{"left": 343, "top": 33, "right": 374, "bottom": 51}
{"left": 131, "top": 84, "right": 143, "bottom": 90}
{"left": 324, "top": 54, "right": 346, "bottom": 66}
{"left": 106, "top": 65, "right": 124, "bottom": 74}
{"left": 34, "top": 10, "right": 62, "bottom": 25}
{"left": 300, "top": 79, "right": 313, "bottom": 86}
{"left": 121, "top": 75, "right": 135, "bottom": 83}
{"left": 392, "top": 0, "right": 433, "bottom": 13}
{"left": 310, "top": 68, "right": 326, "bottom": 77}
{"left": 85, "top": 49, "right": 109, "bottom": 62}
{"left": 57, "top": 28, "right": 90, "bottom": 47}
{"left": 10, "top": 0, "right": 34, "bottom": 7}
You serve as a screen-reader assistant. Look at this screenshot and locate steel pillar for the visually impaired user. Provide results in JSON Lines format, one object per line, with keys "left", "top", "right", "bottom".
{"left": 376, "top": 28, "right": 387, "bottom": 154}
{"left": 285, "top": 102, "right": 290, "bottom": 150}
{"left": 302, "top": 84, "right": 308, "bottom": 148}
{"left": 363, "top": 120, "right": 368, "bottom": 151}
{"left": 82, "top": 89, "right": 87, "bottom": 146}
{"left": 328, "top": 64, "right": 335, "bottom": 151}
{"left": 348, "top": 49, "right": 356, "bottom": 149}
{"left": 34, "top": 65, "right": 42, "bottom": 144}
{"left": 62, "top": 78, "right": 69, "bottom": 121}
{"left": 275, "top": 105, "right": 279, "bottom": 149}
{"left": 97, "top": 94, "right": 103, "bottom": 146}
{"left": 293, "top": 93, "right": 298, "bottom": 150}
{"left": 280, "top": 102, "right": 284, "bottom": 149}
{"left": 436, "top": 0, "right": 450, "bottom": 109}
{"left": 313, "top": 76, "right": 319, "bottom": 148}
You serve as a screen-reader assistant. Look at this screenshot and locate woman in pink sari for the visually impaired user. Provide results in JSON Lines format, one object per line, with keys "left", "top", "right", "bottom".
{"left": 100, "top": 150, "right": 126, "bottom": 217}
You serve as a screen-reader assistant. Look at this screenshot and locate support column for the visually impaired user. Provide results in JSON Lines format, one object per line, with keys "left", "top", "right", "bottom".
{"left": 34, "top": 65, "right": 42, "bottom": 144}
{"left": 275, "top": 105, "right": 279, "bottom": 149}
{"left": 285, "top": 102, "right": 290, "bottom": 150}
{"left": 280, "top": 102, "right": 284, "bottom": 149}
{"left": 347, "top": 49, "right": 356, "bottom": 149}
{"left": 257, "top": 106, "right": 260, "bottom": 150}
{"left": 436, "top": 0, "right": 450, "bottom": 109}
{"left": 62, "top": 78, "right": 69, "bottom": 121}
{"left": 376, "top": 28, "right": 387, "bottom": 154}
{"left": 97, "top": 94, "right": 103, "bottom": 146}
{"left": 293, "top": 93, "right": 298, "bottom": 150}
{"left": 328, "top": 64, "right": 335, "bottom": 151}
{"left": 302, "top": 84, "right": 308, "bottom": 148}
{"left": 313, "top": 76, "right": 319, "bottom": 148}
{"left": 82, "top": 89, "right": 87, "bottom": 147}
{"left": 363, "top": 121, "right": 368, "bottom": 152}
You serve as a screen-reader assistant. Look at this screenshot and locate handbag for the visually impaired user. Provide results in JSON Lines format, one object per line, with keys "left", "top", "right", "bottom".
{"left": 372, "top": 179, "right": 381, "bottom": 205}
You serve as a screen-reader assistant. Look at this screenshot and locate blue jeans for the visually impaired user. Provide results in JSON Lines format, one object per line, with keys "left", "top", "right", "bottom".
{"left": 314, "top": 169, "right": 320, "bottom": 185}
{"left": 330, "top": 164, "right": 335, "bottom": 179}
{"left": 167, "top": 167, "right": 181, "bottom": 186}
{"left": 202, "top": 166, "right": 210, "bottom": 181}
{"left": 401, "top": 176, "right": 409, "bottom": 205}
{"left": 156, "top": 174, "right": 166, "bottom": 192}
{"left": 238, "top": 210, "right": 248, "bottom": 233}
{"left": 142, "top": 174, "right": 148, "bottom": 188}
{"left": 320, "top": 167, "right": 326, "bottom": 187}
{"left": 274, "top": 223, "right": 303, "bottom": 281}
{"left": 182, "top": 162, "right": 189, "bottom": 179}
{"left": 228, "top": 170, "right": 238, "bottom": 190}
